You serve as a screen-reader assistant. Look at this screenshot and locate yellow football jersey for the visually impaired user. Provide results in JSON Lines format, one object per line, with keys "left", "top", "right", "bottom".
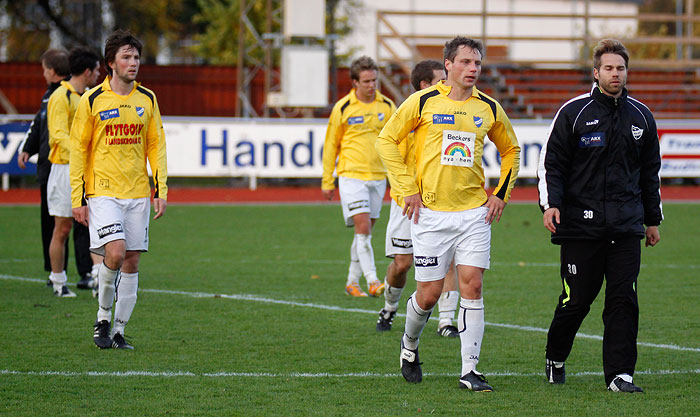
{"left": 377, "top": 81, "right": 520, "bottom": 212}
{"left": 70, "top": 76, "right": 168, "bottom": 207}
{"left": 47, "top": 80, "right": 81, "bottom": 165}
{"left": 322, "top": 89, "right": 396, "bottom": 190}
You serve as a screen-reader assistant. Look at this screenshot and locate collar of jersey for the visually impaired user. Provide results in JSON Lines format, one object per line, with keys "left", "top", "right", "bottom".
{"left": 100, "top": 75, "right": 142, "bottom": 98}
{"left": 59, "top": 80, "right": 79, "bottom": 95}
{"left": 436, "top": 80, "right": 480, "bottom": 102}
{"left": 349, "top": 88, "right": 386, "bottom": 105}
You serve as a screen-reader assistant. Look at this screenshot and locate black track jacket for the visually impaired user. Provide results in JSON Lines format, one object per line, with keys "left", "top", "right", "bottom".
{"left": 537, "top": 83, "right": 663, "bottom": 244}
{"left": 20, "top": 80, "right": 63, "bottom": 184}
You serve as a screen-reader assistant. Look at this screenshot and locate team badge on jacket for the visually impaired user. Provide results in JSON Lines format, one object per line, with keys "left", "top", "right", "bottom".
{"left": 631, "top": 125, "right": 643, "bottom": 140}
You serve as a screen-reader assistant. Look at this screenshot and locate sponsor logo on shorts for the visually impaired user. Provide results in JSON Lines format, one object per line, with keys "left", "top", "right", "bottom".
{"left": 579, "top": 132, "right": 605, "bottom": 148}
{"left": 347, "top": 116, "right": 364, "bottom": 125}
{"left": 136, "top": 106, "right": 145, "bottom": 117}
{"left": 99, "top": 108, "right": 120, "bottom": 120}
{"left": 97, "top": 222, "right": 124, "bottom": 238}
{"left": 348, "top": 200, "right": 369, "bottom": 211}
{"left": 414, "top": 256, "right": 438, "bottom": 267}
{"left": 391, "top": 238, "right": 412, "bottom": 248}
{"left": 433, "top": 114, "right": 455, "bottom": 124}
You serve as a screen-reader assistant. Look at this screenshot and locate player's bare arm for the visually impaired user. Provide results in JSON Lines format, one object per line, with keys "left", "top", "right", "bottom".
{"left": 484, "top": 195, "right": 506, "bottom": 224}
{"left": 543, "top": 207, "right": 560, "bottom": 233}
{"left": 73, "top": 206, "right": 89, "bottom": 226}
{"left": 402, "top": 193, "right": 424, "bottom": 224}
{"left": 153, "top": 198, "right": 167, "bottom": 220}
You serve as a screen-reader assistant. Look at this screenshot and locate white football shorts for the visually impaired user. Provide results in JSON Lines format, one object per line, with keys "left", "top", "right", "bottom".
{"left": 385, "top": 199, "right": 413, "bottom": 257}
{"left": 411, "top": 206, "right": 491, "bottom": 282}
{"left": 338, "top": 176, "right": 386, "bottom": 227}
{"left": 87, "top": 196, "right": 150, "bottom": 255}
{"left": 47, "top": 163, "right": 73, "bottom": 218}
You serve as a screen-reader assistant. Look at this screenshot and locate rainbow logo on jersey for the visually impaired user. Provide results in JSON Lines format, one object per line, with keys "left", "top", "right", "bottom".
{"left": 444, "top": 142, "right": 471, "bottom": 158}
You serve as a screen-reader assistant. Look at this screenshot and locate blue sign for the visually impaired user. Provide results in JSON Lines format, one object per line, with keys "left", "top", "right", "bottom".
{"left": 0, "top": 122, "right": 34, "bottom": 175}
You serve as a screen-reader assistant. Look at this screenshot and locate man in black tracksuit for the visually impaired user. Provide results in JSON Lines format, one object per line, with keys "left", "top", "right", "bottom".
{"left": 17, "top": 49, "right": 94, "bottom": 289}
{"left": 537, "top": 39, "right": 662, "bottom": 393}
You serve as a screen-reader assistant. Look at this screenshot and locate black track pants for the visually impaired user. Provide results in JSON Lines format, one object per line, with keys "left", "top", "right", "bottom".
{"left": 545, "top": 237, "right": 641, "bottom": 385}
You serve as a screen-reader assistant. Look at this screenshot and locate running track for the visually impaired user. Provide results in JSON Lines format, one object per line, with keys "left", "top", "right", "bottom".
{"left": 2, "top": 185, "right": 699, "bottom": 204}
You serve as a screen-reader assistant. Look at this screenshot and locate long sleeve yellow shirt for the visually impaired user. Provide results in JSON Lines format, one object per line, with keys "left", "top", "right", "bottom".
{"left": 70, "top": 76, "right": 168, "bottom": 208}
{"left": 48, "top": 81, "right": 80, "bottom": 165}
{"left": 377, "top": 81, "right": 520, "bottom": 212}
{"left": 321, "top": 89, "right": 396, "bottom": 190}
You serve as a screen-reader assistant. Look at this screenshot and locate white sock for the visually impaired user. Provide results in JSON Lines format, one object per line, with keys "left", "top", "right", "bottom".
{"left": 113, "top": 272, "right": 138, "bottom": 336}
{"left": 458, "top": 298, "right": 485, "bottom": 376}
{"left": 97, "top": 264, "right": 118, "bottom": 323}
{"left": 346, "top": 236, "right": 362, "bottom": 286}
{"left": 403, "top": 292, "right": 433, "bottom": 350}
{"left": 383, "top": 278, "right": 404, "bottom": 311}
{"left": 50, "top": 271, "right": 67, "bottom": 290}
{"left": 438, "top": 290, "right": 459, "bottom": 328}
{"left": 91, "top": 262, "right": 101, "bottom": 278}
{"left": 355, "top": 234, "right": 378, "bottom": 284}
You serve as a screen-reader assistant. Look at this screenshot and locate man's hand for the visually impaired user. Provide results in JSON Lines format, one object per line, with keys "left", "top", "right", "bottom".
{"left": 402, "top": 193, "right": 424, "bottom": 224}
{"left": 322, "top": 189, "right": 334, "bottom": 200}
{"left": 17, "top": 152, "right": 29, "bottom": 169}
{"left": 73, "top": 206, "right": 89, "bottom": 226}
{"left": 645, "top": 225, "right": 660, "bottom": 247}
{"left": 153, "top": 198, "right": 167, "bottom": 220}
{"left": 543, "top": 207, "right": 560, "bottom": 233}
{"left": 484, "top": 195, "right": 506, "bottom": 224}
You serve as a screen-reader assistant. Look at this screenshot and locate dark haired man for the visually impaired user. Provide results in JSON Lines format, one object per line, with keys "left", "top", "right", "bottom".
{"left": 538, "top": 39, "right": 662, "bottom": 393}
{"left": 377, "top": 59, "right": 461, "bottom": 338}
{"left": 322, "top": 55, "right": 396, "bottom": 298}
{"left": 70, "top": 30, "right": 168, "bottom": 349}
{"left": 45, "top": 47, "right": 101, "bottom": 297}
{"left": 377, "top": 36, "right": 520, "bottom": 391}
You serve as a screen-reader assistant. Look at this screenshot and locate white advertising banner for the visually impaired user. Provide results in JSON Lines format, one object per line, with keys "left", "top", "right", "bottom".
{"left": 163, "top": 118, "right": 552, "bottom": 179}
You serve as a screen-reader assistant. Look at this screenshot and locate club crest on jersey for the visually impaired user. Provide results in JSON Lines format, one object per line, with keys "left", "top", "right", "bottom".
{"left": 433, "top": 114, "right": 455, "bottom": 124}
{"left": 631, "top": 125, "right": 643, "bottom": 140}
{"left": 579, "top": 132, "right": 605, "bottom": 148}
{"left": 347, "top": 116, "right": 364, "bottom": 125}
{"left": 473, "top": 116, "right": 483, "bottom": 127}
{"left": 99, "top": 108, "right": 119, "bottom": 121}
{"left": 378, "top": 112, "right": 385, "bottom": 121}
{"left": 136, "top": 106, "right": 145, "bottom": 117}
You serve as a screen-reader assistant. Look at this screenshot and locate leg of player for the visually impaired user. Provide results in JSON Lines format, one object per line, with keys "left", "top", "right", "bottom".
{"left": 48, "top": 216, "right": 76, "bottom": 297}
{"left": 401, "top": 279, "right": 442, "bottom": 383}
{"left": 352, "top": 213, "right": 384, "bottom": 297}
{"left": 457, "top": 265, "right": 493, "bottom": 392}
{"left": 437, "top": 261, "right": 459, "bottom": 337}
{"left": 345, "top": 235, "right": 365, "bottom": 296}
{"left": 94, "top": 239, "right": 126, "bottom": 349}
{"left": 377, "top": 253, "right": 412, "bottom": 331}
{"left": 111, "top": 250, "right": 139, "bottom": 350}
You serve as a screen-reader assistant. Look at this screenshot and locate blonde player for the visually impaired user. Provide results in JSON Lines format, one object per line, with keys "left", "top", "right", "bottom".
{"left": 71, "top": 30, "right": 168, "bottom": 350}
{"left": 377, "top": 37, "right": 520, "bottom": 391}
{"left": 377, "top": 60, "right": 461, "bottom": 338}
{"left": 46, "top": 47, "right": 101, "bottom": 297}
{"left": 322, "top": 56, "right": 396, "bottom": 297}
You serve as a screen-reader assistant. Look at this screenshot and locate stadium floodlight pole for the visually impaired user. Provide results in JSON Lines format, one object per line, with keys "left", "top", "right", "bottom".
{"left": 236, "top": 0, "right": 246, "bottom": 117}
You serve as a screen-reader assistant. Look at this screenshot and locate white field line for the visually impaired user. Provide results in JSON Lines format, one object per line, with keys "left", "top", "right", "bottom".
{"left": 2, "top": 368, "right": 700, "bottom": 379}
{"left": 2, "top": 273, "right": 700, "bottom": 354}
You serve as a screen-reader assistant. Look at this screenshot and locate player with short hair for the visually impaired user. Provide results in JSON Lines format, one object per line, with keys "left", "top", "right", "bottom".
{"left": 377, "top": 59, "right": 461, "bottom": 338}
{"left": 377, "top": 36, "right": 520, "bottom": 391}
{"left": 322, "top": 56, "right": 396, "bottom": 297}
{"left": 45, "top": 46, "right": 101, "bottom": 297}
{"left": 71, "top": 29, "right": 168, "bottom": 349}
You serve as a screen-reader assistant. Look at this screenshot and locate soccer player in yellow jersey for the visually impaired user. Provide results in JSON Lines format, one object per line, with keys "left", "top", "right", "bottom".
{"left": 46, "top": 47, "right": 100, "bottom": 297}
{"left": 377, "top": 37, "right": 520, "bottom": 391}
{"left": 322, "top": 56, "right": 396, "bottom": 297}
{"left": 70, "top": 30, "right": 168, "bottom": 350}
{"left": 377, "top": 60, "right": 462, "bottom": 338}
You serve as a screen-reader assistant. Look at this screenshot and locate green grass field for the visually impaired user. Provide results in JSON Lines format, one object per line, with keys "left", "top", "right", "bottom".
{"left": 1, "top": 202, "right": 699, "bottom": 416}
